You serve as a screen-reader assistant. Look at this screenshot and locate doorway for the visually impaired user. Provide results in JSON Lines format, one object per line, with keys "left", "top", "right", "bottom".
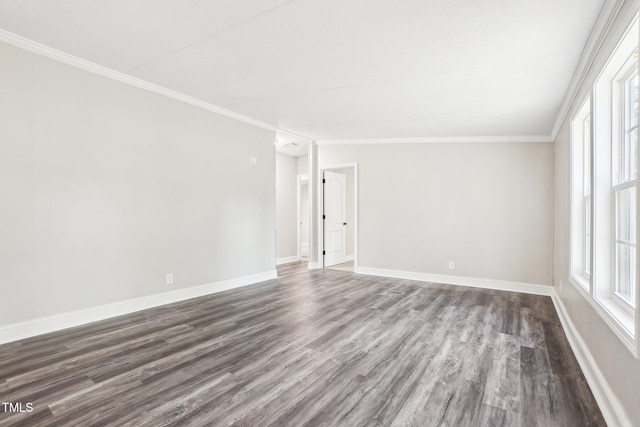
{"left": 297, "top": 175, "right": 309, "bottom": 261}
{"left": 319, "top": 164, "right": 357, "bottom": 272}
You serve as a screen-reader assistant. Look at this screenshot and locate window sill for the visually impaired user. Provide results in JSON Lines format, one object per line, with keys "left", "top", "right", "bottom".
{"left": 595, "top": 297, "right": 635, "bottom": 336}
{"left": 569, "top": 273, "right": 590, "bottom": 294}
{"left": 568, "top": 275, "right": 638, "bottom": 359}
{"left": 592, "top": 295, "right": 638, "bottom": 358}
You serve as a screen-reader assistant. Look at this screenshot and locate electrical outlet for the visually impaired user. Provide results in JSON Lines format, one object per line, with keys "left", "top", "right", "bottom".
{"left": 166, "top": 273, "right": 174, "bottom": 285}
{"left": 448, "top": 261, "right": 455, "bottom": 270}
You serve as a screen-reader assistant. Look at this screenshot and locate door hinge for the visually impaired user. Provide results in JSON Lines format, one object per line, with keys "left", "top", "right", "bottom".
{"left": 322, "top": 178, "right": 326, "bottom": 183}
{"left": 322, "top": 214, "right": 326, "bottom": 220}
{"left": 323, "top": 250, "right": 326, "bottom": 255}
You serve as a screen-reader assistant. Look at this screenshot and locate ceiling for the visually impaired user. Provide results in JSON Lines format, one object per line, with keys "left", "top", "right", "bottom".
{"left": 275, "top": 130, "right": 309, "bottom": 157}
{"left": 0, "top": 0, "right": 605, "bottom": 142}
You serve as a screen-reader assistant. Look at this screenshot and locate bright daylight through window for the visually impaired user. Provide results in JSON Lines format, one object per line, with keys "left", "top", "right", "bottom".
{"left": 614, "top": 65, "right": 638, "bottom": 307}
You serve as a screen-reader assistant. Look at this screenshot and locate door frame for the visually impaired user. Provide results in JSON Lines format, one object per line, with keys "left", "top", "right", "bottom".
{"left": 317, "top": 163, "right": 359, "bottom": 269}
{"left": 296, "top": 174, "right": 308, "bottom": 261}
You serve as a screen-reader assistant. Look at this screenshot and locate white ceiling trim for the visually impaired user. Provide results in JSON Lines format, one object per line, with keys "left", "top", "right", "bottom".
{"left": 550, "top": 0, "right": 627, "bottom": 141}
{"left": 0, "top": 6, "right": 619, "bottom": 147}
{"left": 316, "top": 135, "right": 554, "bottom": 145}
{"left": 0, "top": 28, "right": 279, "bottom": 133}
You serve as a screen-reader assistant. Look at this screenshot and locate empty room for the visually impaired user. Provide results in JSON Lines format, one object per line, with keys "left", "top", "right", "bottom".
{"left": 0, "top": 0, "right": 639, "bottom": 426}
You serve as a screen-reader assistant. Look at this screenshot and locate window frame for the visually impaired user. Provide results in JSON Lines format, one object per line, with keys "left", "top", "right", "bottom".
{"left": 612, "top": 180, "right": 636, "bottom": 313}
{"left": 612, "top": 60, "right": 638, "bottom": 313}
{"left": 570, "top": 96, "right": 593, "bottom": 294}
{"left": 568, "top": 16, "right": 639, "bottom": 359}
{"left": 584, "top": 113, "right": 593, "bottom": 278}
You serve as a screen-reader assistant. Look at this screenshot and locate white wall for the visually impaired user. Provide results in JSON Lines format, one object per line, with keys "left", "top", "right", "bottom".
{"left": 319, "top": 142, "right": 553, "bottom": 285}
{"left": 552, "top": 1, "right": 640, "bottom": 423}
{"left": 275, "top": 153, "right": 297, "bottom": 260}
{"left": 0, "top": 41, "right": 276, "bottom": 327}
{"left": 297, "top": 154, "right": 308, "bottom": 176}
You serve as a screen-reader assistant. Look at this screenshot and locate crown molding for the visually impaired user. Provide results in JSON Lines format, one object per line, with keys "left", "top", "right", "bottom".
{"left": 0, "top": 25, "right": 605, "bottom": 146}
{"left": 316, "top": 135, "right": 553, "bottom": 145}
{"left": 550, "top": 0, "right": 629, "bottom": 141}
{"left": 0, "top": 29, "right": 280, "bottom": 133}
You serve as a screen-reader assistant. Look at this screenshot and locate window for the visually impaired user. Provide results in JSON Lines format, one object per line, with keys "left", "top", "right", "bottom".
{"left": 570, "top": 17, "right": 639, "bottom": 357}
{"left": 570, "top": 97, "right": 592, "bottom": 291}
{"left": 584, "top": 113, "right": 592, "bottom": 278}
{"left": 613, "top": 63, "right": 638, "bottom": 309}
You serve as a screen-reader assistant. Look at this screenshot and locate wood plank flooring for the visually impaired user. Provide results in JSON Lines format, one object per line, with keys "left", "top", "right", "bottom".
{"left": 0, "top": 262, "right": 605, "bottom": 426}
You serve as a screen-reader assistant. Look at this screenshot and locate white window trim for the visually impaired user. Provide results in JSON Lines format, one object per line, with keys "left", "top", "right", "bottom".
{"left": 612, "top": 180, "right": 637, "bottom": 314}
{"left": 570, "top": 95, "right": 593, "bottom": 294}
{"left": 568, "top": 16, "right": 640, "bottom": 359}
{"left": 610, "top": 47, "right": 637, "bottom": 315}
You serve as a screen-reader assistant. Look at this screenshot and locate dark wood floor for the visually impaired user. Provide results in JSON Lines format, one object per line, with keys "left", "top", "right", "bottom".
{"left": 0, "top": 262, "right": 605, "bottom": 426}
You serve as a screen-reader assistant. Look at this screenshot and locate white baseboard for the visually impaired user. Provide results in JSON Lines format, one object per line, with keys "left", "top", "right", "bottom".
{"left": 345, "top": 254, "right": 355, "bottom": 262}
{"left": 0, "top": 270, "right": 277, "bottom": 345}
{"left": 0, "top": 262, "right": 629, "bottom": 425}
{"left": 355, "top": 266, "right": 553, "bottom": 296}
{"left": 307, "top": 262, "right": 322, "bottom": 269}
{"left": 551, "top": 292, "right": 632, "bottom": 427}
{"left": 276, "top": 255, "right": 300, "bottom": 265}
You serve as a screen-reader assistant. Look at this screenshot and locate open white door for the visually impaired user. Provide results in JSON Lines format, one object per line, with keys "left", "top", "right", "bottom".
{"left": 323, "top": 170, "right": 347, "bottom": 267}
